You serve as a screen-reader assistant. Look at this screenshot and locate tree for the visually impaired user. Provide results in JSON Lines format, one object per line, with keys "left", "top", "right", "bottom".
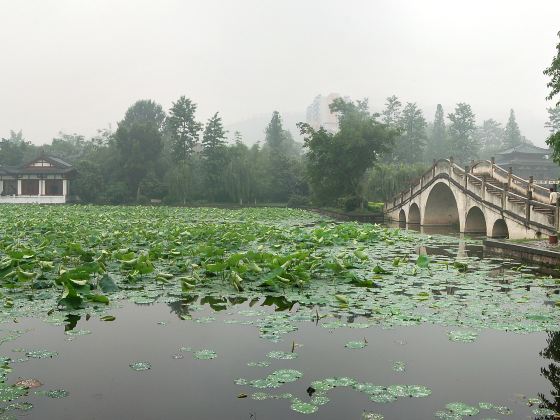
{"left": 447, "top": 103, "right": 478, "bottom": 164}
{"left": 381, "top": 95, "right": 402, "bottom": 127}
{"left": 504, "top": 109, "right": 523, "bottom": 149}
{"left": 546, "top": 107, "right": 560, "bottom": 134}
{"left": 544, "top": 30, "right": 560, "bottom": 105}
{"left": 166, "top": 96, "right": 202, "bottom": 162}
{"left": 261, "top": 111, "right": 303, "bottom": 202}
{"left": 393, "top": 102, "right": 426, "bottom": 163}
{"left": 425, "top": 104, "right": 450, "bottom": 160}
{"left": 122, "top": 99, "right": 165, "bottom": 131}
{"left": 71, "top": 160, "right": 104, "bottom": 203}
{"left": 477, "top": 119, "right": 504, "bottom": 158}
{"left": 115, "top": 100, "right": 164, "bottom": 201}
{"left": 298, "top": 98, "right": 397, "bottom": 203}
{"left": 201, "top": 113, "right": 227, "bottom": 201}
{"left": 0, "top": 130, "right": 33, "bottom": 166}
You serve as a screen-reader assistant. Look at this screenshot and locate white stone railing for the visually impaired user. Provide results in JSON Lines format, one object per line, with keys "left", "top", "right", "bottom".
{"left": 384, "top": 158, "right": 557, "bottom": 232}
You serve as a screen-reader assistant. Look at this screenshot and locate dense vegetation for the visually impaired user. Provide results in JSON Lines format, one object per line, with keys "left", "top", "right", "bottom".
{"left": 545, "top": 31, "right": 560, "bottom": 163}
{"left": 1, "top": 92, "right": 555, "bottom": 206}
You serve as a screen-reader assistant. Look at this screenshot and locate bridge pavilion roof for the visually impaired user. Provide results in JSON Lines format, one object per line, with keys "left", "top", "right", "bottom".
{"left": 496, "top": 143, "right": 551, "bottom": 156}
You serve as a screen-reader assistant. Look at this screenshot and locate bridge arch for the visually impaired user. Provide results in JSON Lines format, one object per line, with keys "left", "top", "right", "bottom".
{"left": 464, "top": 206, "right": 486, "bottom": 234}
{"left": 398, "top": 209, "right": 406, "bottom": 227}
{"left": 423, "top": 182, "right": 460, "bottom": 228}
{"left": 408, "top": 203, "right": 421, "bottom": 224}
{"left": 491, "top": 219, "right": 509, "bottom": 238}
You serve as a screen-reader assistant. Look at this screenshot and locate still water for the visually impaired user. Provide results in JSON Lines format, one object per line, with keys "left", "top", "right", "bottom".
{"left": 2, "top": 230, "right": 559, "bottom": 420}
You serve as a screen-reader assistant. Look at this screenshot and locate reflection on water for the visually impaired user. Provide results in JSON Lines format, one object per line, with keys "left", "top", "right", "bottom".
{"left": 541, "top": 332, "right": 560, "bottom": 414}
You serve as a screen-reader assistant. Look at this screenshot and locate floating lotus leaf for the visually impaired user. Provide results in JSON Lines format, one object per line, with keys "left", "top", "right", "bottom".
{"left": 6, "top": 401, "right": 33, "bottom": 411}
{"left": 392, "top": 361, "right": 406, "bottom": 372}
{"left": 251, "top": 392, "right": 269, "bottom": 400}
{"left": 268, "top": 369, "right": 302, "bottom": 383}
{"left": 362, "top": 413, "right": 384, "bottom": 420}
{"left": 533, "top": 407, "right": 556, "bottom": 416}
{"left": 247, "top": 361, "right": 270, "bottom": 367}
{"left": 36, "top": 389, "right": 69, "bottom": 398}
{"left": 493, "top": 405, "right": 512, "bottom": 415}
{"left": 193, "top": 350, "right": 217, "bottom": 360}
{"left": 0, "top": 384, "right": 26, "bottom": 402}
{"left": 345, "top": 340, "right": 366, "bottom": 349}
{"left": 267, "top": 351, "right": 297, "bottom": 360}
{"left": 447, "top": 331, "right": 478, "bottom": 343}
{"left": 129, "top": 361, "right": 151, "bottom": 371}
{"left": 25, "top": 350, "right": 58, "bottom": 359}
{"left": 311, "top": 395, "right": 329, "bottom": 405}
{"left": 446, "top": 402, "right": 480, "bottom": 416}
{"left": 290, "top": 399, "right": 318, "bottom": 414}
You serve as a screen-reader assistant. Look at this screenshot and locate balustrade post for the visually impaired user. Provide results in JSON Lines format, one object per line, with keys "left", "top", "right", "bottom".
{"left": 420, "top": 174, "right": 424, "bottom": 190}
{"left": 502, "top": 187, "right": 506, "bottom": 210}
{"left": 481, "top": 176, "right": 486, "bottom": 201}
{"left": 508, "top": 167, "right": 512, "bottom": 189}
{"left": 529, "top": 176, "right": 534, "bottom": 193}
{"left": 526, "top": 190, "right": 532, "bottom": 223}
{"left": 556, "top": 197, "right": 560, "bottom": 233}
{"left": 470, "top": 160, "right": 475, "bottom": 173}
{"left": 490, "top": 157, "right": 495, "bottom": 178}
{"left": 464, "top": 166, "right": 469, "bottom": 190}
{"left": 449, "top": 157, "right": 454, "bottom": 176}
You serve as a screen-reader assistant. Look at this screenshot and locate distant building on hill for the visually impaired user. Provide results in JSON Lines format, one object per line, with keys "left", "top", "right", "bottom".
{"left": 0, "top": 155, "right": 75, "bottom": 203}
{"left": 495, "top": 144, "right": 559, "bottom": 183}
{"left": 306, "top": 93, "right": 342, "bottom": 133}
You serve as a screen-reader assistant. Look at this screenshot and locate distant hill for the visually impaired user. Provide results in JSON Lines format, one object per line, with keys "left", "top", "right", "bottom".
{"left": 225, "top": 112, "right": 305, "bottom": 145}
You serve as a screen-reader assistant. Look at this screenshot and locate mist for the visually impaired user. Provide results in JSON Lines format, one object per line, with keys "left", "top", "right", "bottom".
{"left": 1, "top": 0, "right": 559, "bottom": 146}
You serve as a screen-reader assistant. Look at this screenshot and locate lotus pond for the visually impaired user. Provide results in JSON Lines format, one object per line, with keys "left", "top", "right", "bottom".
{"left": 1, "top": 206, "right": 560, "bottom": 419}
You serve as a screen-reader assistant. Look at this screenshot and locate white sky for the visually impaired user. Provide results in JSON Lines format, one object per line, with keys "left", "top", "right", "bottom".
{"left": 1, "top": 0, "right": 559, "bottom": 146}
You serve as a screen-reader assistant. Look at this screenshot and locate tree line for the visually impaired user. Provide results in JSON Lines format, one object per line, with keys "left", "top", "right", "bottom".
{"left": 0, "top": 98, "right": 307, "bottom": 205}
{"left": 2, "top": 60, "right": 559, "bottom": 207}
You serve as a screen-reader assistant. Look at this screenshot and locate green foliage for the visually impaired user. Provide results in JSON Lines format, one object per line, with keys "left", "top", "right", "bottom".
{"left": 114, "top": 100, "right": 165, "bottom": 201}
{"left": 166, "top": 96, "right": 202, "bottom": 162}
{"left": 393, "top": 102, "right": 427, "bottom": 164}
{"left": 0, "top": 130, "right": 33, "bottom": 166}
{"left": 547, "top": 131, "right": 560, "bottom": 164}
{"left": 447, "top": 103, "right": 478, "bottom": 164}
{"left": 287, "top": 195, "right": 310, "bottom": 208}
{"left": 299, "top": 98, "right": 396, "bottom": 204}
{"left": 476, "top": 119, "right": 504, "bottom": 158}
{"left": 504, "top": 109, "right": 522, "bottom": 149}
{"left": 424, "top": 104, "right": 450, "bottom": 161}
{"left": 546, "top": 106, "right": 560, "bottom": 134}
{"left": 365, "top": 163, "right": 427, "bottom": 202}
{"left": 337, "top": 195, "right": 363, "bottom": 212}
{"left": 544, "top": 30, "right": 560, "bottom": 105}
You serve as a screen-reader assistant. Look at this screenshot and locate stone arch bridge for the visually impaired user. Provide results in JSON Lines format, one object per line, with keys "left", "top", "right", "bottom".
{"left": 384, "top": 158, "right": 560, "bottom": 239}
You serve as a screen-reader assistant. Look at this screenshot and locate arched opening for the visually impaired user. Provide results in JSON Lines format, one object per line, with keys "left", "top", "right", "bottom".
{"left": 491, "top": 219, "right": 509, "bottom": 239}
{"left": 464, "top": 206, "right": 487, "bottom": 235}
{"left": 409, "top": 203, "right": 421, "bottom": 224}
{"left": 423, "top": 182, "right": 460, "bottom": 229}
{"left": 398, "top": 209, "right": 406, "bottom": 227}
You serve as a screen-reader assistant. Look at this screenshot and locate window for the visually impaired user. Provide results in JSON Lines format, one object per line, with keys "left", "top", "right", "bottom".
{"left": 21, "top": 179, "right": 39, "bottom": 195}
{"left": 45, "top": 179, "right": 63, "bottom": 196}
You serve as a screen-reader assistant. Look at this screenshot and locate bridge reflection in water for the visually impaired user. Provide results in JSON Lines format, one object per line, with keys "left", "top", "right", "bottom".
{"left": 386, "top": 158, "right": 559, "bottom": 240}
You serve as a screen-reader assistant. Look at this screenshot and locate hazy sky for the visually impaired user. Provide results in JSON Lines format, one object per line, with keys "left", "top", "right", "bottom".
{"left": 1, "top": 0, "right": 559, "bottom": 147}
